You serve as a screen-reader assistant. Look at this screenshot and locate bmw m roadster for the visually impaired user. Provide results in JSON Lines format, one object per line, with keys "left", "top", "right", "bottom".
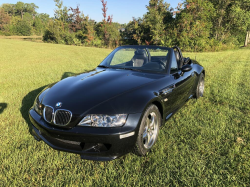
{"left": 29, "top": 46, "right": 205, "bottom": 161}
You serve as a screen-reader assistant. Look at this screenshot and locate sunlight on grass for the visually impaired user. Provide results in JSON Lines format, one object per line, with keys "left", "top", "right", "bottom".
{"left": 0, "top": 39, "right": 250, "bottom": 186}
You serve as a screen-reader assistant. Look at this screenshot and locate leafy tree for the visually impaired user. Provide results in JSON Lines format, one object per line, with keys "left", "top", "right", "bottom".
{"left": 18, "top": 20, "right": 32, "bottom": 35}
{"left": 54, "top": 0, "right": 68, "bottom": 23}
{"left": 68, "top": 6, "right": 85, "bottom": 32}
{"left": 15, "top": 1, "right": 26, "bottom": 19}
{"left": 228, "top": 2, "right": 250, "bottom": 44}
{"left": 173, "top": 0, "right": 215, "bottom": 51}
{"left": 33, "top": 16, "right": 43, "bottom": 35}
{"left": 143, "top": 0, "right": 171, "bottom": 45}
{"left": 25, "top": 3, "right": 39, "bottom": 20}
{"left": 209, "top": 0, "right": 250, "bottom": 45}
{"left": 43, "top": 20, "right": 63, "bottom": 43}
{"left": 123, "top": 17, "right": 145, "bottom": 45}
{"left": 100, "top": 0, "right": 109, "bottom": 46}
{"left": 84, "top": 18, "right": 96, "bottom": 45}
{"left": 2, "top": 0, "right": 249, "bottom": 51}
{"left": 99, "top": 0, "right": 120, "bottom": 48}
{"left": 38, "top": 13, "right": 50, "bottom": 23}
{"left": 23, "top": 12, "right": 33, "bottom": 23}
{"left": 1, "top": 4, "right": 16, "bottom": 17}
{"left": 0, "top": 8, "right": 11, "bottom": 30}
{"left": 0, "top": 2, "right": 45, "bottom": 36}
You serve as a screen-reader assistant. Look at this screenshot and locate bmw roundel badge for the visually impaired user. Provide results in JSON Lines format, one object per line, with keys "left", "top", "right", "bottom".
{"left": 55, "top": 102, "right": 62, "bottom": 108}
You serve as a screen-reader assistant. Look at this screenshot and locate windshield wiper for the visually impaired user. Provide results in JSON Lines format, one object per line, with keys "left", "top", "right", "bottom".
{"left": 97, "top": 65, "right": 109, "bottom": 68}
{"left": 116, "top": 67, "right": 142, "bottom": 72}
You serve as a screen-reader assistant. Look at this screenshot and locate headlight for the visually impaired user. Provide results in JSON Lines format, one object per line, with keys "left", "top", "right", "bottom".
{"left": 34, "top": 97, "right": 42, "bottom": 115}
{"left": 78, "top": 114, "right": 127, "bottom": 127}
{"left": 34, "top": 88, "right": 50, "bottom": 115}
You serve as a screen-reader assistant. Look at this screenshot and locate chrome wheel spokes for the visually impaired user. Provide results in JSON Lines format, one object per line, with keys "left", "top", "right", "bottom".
{"left": 143, "top": 112, "right": 158, "bottom": 149}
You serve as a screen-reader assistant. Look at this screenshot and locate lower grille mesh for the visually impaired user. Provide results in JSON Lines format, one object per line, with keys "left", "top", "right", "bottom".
{"left": 54, "top": 110, "right": 72, "bottom": 126}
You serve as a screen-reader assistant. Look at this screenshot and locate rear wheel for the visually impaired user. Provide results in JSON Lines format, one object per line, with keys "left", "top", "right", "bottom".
{"left": 134, "top": 104, "right": 161, "bottom": 156}
{"left": 195, "top": 73, "right": 205, "bottom": 99}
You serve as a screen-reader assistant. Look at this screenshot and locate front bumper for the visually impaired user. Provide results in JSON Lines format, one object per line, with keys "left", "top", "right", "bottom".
{"left": 29, "top": 109, "right": 142, "bottom": 161}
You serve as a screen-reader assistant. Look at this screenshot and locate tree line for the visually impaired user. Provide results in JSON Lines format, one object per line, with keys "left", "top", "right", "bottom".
{"left": 0, "top": 0, "right": 250, "bottom": 51}
{"left": 124, "top": 0, "right": 250, "bottom": 51}
{"left": 0, "top": 1, "right": 49, "bottom": 36}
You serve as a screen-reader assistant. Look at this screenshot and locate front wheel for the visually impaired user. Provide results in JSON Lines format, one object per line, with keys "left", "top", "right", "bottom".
{"left": 134, "top": 104, "right": 161, "bottom": 156}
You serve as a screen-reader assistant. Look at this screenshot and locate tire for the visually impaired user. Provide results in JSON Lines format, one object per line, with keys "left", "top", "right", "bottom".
{"left": 195, "top": 73, "right": 205, "bottom": 99}
{"left": 134, "top": 104, "right": 161, "bottom": 156}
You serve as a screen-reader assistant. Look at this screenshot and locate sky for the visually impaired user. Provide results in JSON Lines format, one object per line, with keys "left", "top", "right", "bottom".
{"left": 2, "top": 0, "right": 182, "bottom": 24}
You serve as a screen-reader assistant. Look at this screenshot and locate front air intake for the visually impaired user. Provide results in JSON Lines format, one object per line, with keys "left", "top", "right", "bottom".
{"left": 54, "top": 109, "right": 72, "bottom": 126}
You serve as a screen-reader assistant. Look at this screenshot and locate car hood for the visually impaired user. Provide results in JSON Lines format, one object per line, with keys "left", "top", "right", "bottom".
{"left": 41, "top": 68, "right": 164, "bottom": 115}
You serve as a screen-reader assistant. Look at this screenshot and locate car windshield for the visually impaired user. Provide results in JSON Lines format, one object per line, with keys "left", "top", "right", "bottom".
{"left": 98, "top": 46, "right": 170, "bottom": 73}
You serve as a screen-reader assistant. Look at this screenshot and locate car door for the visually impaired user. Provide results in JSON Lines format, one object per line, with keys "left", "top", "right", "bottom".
{"left": 161, "top": 52, "right": 195, "bottom": 115}
{"left": 178, "top": 65, "right": 196, "bottom": 101}
{"left": 173, "top": 48, "right": 196, "bottom": 103}
{"left": 160, "top": 53, "right": 183, "bottom": 114}
{"left": 173, "top": 69, "right": 195, "bottom": 104}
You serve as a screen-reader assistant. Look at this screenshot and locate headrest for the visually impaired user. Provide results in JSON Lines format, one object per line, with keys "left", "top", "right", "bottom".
{"left": 134, "top": 49, "right": 146, "bottom": 56}
{"left": 174, "top": 51, "right": 180, "bottom": 61}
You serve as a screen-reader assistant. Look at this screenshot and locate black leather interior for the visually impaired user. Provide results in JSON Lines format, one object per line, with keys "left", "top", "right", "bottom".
{"left": 142, "top": 62, "right": 161, "bottom": 69}
{"left": 132, "top": 49, "right": 148, "bottom": 67}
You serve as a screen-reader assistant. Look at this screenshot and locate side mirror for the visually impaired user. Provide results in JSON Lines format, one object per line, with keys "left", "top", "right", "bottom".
{"left": 181, "top": 64, "right": 192, "bottom": 72}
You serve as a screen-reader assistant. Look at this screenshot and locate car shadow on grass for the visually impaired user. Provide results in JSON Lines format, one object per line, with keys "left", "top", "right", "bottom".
{"left": 20, "top": 85, "right": 47, "bottom": 135}
{"left": 0, "top": 103, "right": 7, "bottom": 114}
{"left": 20, "top": 72, "right": 78, "bottom": 136}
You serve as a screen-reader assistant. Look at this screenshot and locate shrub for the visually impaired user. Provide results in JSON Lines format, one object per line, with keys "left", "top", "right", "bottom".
{"left": 43, "top": 21, "right": 62, "bottom": 43}
{"left": 91, "top": 37, "right": 103, "bottom": 48}
{"left": 15, "top": 20, "right": 32, "bottom": 36}
{"left": 61, "top": 32, "right": 75, "bottom": 45}
{"left": 43, "top": 28, "right": 60, "bottom": 43}
{"left": 75, "top": 30, "right": 86, "bottom": 43}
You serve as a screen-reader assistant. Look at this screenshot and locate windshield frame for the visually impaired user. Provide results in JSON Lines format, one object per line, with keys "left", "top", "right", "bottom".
{"left": 98, "top": 45, "right": 171, "bottom": 74}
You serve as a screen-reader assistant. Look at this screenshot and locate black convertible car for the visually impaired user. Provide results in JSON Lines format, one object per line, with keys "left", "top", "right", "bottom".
{"left": 29, "top": 46, "right": 205, "bottom": 161}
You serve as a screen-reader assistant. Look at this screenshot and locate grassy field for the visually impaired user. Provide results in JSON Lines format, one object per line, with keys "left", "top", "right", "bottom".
{"left": 0, "top": 39, "right": 250, "bottom": 186}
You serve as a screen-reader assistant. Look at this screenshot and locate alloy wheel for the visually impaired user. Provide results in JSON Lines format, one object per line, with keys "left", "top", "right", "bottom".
{"left": 142, "top": 112, "right": 159, "bottom": 149}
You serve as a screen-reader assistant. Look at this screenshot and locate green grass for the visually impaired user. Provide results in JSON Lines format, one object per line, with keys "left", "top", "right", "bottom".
{"left": 0, "top": 39, "right": 250, "bottom": 186}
